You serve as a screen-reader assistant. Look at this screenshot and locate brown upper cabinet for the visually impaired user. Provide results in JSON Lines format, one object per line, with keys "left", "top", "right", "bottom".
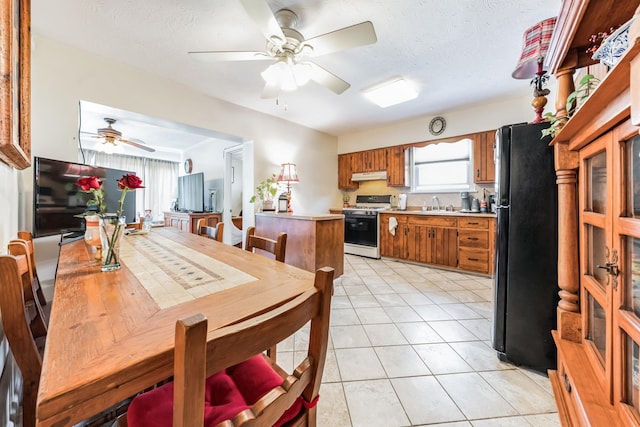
{"left": 361, "top": 148, "right": 387, "bottom": 172}
{"left": 339, "top": 129, "right": 495, "bottom": 189}
{"left": 473, "top": 130, "right": 496, "bottom": 183}
{"left": 386, "top": 146, "right": 409, "bottom": 187}
{"left": 338, "top": 152, "right": 359, "bottom": 189}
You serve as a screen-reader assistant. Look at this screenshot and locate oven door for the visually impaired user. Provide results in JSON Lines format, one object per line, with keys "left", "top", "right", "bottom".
{"left": 344, "top": 212, "right": 378, "bottom": 247}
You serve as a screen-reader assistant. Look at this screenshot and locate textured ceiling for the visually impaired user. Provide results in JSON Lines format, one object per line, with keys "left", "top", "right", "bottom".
{"left": 32, "top": 0, "right": 561, "bottom": 152}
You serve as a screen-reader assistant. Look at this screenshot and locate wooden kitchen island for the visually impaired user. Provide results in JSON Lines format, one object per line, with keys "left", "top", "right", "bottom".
{"left": 255, "top": 212, "right": 344, "bottom": 278}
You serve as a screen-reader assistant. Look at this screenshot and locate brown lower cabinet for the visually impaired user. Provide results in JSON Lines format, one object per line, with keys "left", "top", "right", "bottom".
{"left": 163, "top": 211, "right": 221, "bottom": 234}
{"left": 380, "top": 212, "right": 495, "bottom": 274}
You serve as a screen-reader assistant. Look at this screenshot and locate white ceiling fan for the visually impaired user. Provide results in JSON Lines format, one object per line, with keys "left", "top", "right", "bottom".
{"left": 188, "top": 0, "right": 377, "bottom": 98}
{"left": 81, "top": 118, "right": 156, "bottom": 153}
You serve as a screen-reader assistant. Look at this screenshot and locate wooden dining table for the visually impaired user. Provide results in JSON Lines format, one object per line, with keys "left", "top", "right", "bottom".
{"left": 36, "top": 227, "right": 317, "bottom": 427}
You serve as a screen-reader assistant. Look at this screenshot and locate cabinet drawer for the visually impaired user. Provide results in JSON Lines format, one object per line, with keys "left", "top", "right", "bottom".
{"left": 380, "top": 214, "right": 408, "bottom": 224}
{"left": 458, "top": 217, "right": 490, "bottom": 229}
{"left": 458, "top": 229, "right": 489, "bottom": 249}
{"left": 409, "top": 216, "right": 457, "bottom": 227}
{"left": 458, "top": 248, "right": 489, "bottom": 273}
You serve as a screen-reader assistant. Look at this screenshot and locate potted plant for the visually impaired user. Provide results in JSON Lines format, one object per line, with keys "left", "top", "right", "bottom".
{"left": 249, "top": 174, "right": 279, "bottom": 210}
{"left": 342, "top": 193, "right": 350, "bottom": 207}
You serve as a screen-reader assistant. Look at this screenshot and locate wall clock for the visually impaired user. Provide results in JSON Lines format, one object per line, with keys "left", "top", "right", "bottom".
{"left": 429, "top": 116, "right": 446, "bottom": 136}
{"left": 184, "top": 158, "right": 193, "bottom": 174}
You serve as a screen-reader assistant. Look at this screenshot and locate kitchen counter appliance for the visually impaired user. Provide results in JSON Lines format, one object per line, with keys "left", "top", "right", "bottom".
{"left": 343, "top": 194, "right": 391, "bottom": 258}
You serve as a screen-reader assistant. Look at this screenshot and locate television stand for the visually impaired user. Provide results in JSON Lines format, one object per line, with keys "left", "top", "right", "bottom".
{"left": 163, "top": 211, "right": 222, "bottom": 235}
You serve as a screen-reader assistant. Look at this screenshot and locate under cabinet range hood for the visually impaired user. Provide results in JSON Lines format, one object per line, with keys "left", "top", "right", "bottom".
{"left": 351, "top": 171, "right": 387, "bottom": 181}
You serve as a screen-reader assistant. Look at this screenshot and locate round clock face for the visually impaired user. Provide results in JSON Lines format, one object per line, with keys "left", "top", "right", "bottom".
{"left": 184, "top": 158, "right": 193, "bottom": 174}
{"left": 429, "top": 116, "right": 446, "bottom": 136}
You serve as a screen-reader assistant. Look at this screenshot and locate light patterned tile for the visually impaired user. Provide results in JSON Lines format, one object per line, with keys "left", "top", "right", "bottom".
{"left": 413, "top": 343, "right": 473, "bottom": 374}
{"left": 317, "top": 383, "right": 351, "bottom": 426}
{"left": 335, "top": 348, "right": 386, "bottom": 381}
{"left": 437, "top": 372, "right": 518, "bottom": 419}
{"left": 363, "top": 323, "right": 408, "bottom": 346}
{"left": 330, "top": 325, "right": 371, "bottom": 348}
{"left": 375, "top": 345, "right": 431, "bottom": 377}
{"left": 343, "top": 379, "right": 411, "bottom": 427}
{"left": 397, "top": 322, "right": 444, "bottom": 344}
{"left": 480, "top": 370, "right": 557, "bottom": 414}
{"left": 392, "top": 376, "right": 465, "bottom": 424}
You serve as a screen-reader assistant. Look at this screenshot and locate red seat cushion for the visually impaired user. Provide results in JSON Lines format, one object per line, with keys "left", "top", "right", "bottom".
{"left": 127, "top": 355, "right": 302, "bottom": 427}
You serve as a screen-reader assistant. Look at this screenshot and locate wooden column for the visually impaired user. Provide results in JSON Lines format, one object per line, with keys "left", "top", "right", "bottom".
{"left": 555, "top": 67, "right": 576, "bottom": 122}
{"left": 554, "top": 142, "right": 581, "bottom": 342}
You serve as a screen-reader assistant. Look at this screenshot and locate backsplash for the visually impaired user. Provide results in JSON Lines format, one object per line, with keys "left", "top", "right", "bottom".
{"left": 341, "top": 180, "right": 495, "bottom": 209}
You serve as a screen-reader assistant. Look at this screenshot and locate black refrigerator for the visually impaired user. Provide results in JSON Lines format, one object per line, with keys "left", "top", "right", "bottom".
{"left": 492, "top": 121, "right": 559, "bottom": 374}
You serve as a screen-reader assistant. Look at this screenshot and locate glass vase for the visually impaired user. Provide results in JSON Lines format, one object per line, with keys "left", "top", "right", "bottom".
{"left": 100, "top": 215, "right": 126, "bottom": 272}
{"left": 84, "top": 214, "right": 102, "bottom": 261}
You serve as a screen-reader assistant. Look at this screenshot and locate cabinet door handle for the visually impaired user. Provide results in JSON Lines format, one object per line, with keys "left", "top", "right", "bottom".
{"left": 467, "top": 237, "right": 479, "bottom": 241}
{"left": 467, "top": 222, "right": 479, "bottom": 225}
{"left": 476, "top": 169, "right": 480, "bottom": 178}
{"left": 468, "top": 258, "right": 479, "bottom": 262}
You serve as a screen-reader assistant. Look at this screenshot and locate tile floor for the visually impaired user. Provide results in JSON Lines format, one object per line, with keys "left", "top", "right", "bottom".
{"left": 276, "top": 255, "right": 560, "bottom": 427}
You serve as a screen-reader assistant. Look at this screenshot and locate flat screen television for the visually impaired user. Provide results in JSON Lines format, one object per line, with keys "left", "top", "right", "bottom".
{"left": 34, "top": 157, "right": 137, "bottom": 238}
{"left": 178, "top": 172, "right": 204, "bottom": 212}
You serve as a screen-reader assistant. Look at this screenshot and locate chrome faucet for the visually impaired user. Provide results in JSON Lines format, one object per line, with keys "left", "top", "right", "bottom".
{"left": 431, "top": 196, "right": 441, "bottom": 212}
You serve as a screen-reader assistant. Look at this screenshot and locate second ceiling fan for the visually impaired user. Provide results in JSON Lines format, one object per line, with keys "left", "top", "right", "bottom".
{"left": 82, "top": 118, "right": 156, "bottom": 153}
{"left": 189, "top": 0, "right": 377, "bottom": 98}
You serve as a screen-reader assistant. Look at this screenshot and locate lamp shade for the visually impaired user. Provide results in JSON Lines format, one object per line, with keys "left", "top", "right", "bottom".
{"left": 277, "top": 163, "right": 299, "bottom": 183}
{"left": 512, "top": 17, "right": 557, "bottom": 79}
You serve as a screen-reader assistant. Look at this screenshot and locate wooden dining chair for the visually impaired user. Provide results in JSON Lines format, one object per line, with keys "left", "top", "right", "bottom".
{"left": 123, "top": 267, "right": 334, "bottom": 427}
{"left": 7, "top": 239, "right": 48, "bottom": 339}
{"left": 245, "top": 226, "right": 287, "bottom": 262}
{"left": 244, "top": 226, "right": 288, "bottom": 358}
{"left": 197, "top": 218, "right": 224, "bottom": 243}
{"left": 16, "top": 231, "right": 47, "bottom": 307}
{"left": 0, "top": 255, "right": 45, "bottom": 427}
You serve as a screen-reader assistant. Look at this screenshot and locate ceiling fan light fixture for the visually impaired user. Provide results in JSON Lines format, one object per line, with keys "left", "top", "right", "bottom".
{"left": 261, "top": 58, "right": 312, "bottom": 92}
{"left": 362, "top": 78, "right": 419, "bottom": 108}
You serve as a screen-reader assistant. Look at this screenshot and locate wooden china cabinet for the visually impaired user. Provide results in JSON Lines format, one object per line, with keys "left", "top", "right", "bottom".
{"left": 547, "top": 2, "right": 640, "bottom": 425}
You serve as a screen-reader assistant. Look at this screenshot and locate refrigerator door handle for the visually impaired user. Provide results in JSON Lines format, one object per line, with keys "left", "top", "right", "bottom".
{"left": 496, "top": 205, "right": 510, "bottom": 209}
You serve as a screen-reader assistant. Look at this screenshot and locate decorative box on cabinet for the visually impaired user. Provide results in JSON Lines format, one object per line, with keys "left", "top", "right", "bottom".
{"left": 163, "top": 211, "right": 222, "bottom": 234}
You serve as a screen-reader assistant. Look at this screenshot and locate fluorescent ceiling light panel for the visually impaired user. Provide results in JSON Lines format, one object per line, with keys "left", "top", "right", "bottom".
{"left": 362, "top": 78, "right": 418, "bottom": 108}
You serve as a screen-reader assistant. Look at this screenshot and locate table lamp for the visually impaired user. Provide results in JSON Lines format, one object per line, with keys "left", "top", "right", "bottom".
{"left": 277, "top": 163, "right": 299, "bottom": 213}
{"left": 512, "top": 17, "right": 557, "bottom": 123}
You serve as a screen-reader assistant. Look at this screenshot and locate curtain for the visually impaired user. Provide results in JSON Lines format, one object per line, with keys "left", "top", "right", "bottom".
{"left": 83, "top": 149, "right": 178, "bottom": 222}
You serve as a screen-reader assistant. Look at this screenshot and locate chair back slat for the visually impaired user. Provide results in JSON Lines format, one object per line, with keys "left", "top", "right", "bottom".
{"left": 8, "top": 240, "right": 48, "bottom": 338}
{"left": 173, "top": 314, "right": 207, "bottom": 427}
{"left": 245, "top": 226, "right": 287, "bottom": 263}
{"left": 0, "top": 255, "right": 43, "bottom": 427}
{"left": 16, "top": 231, "right": 47, "bottom": 307}
{"left": 197, "top": 220, "right": 224, "bottom": 243}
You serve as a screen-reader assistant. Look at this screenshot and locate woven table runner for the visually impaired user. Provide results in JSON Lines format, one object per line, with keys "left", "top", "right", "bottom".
{"left": 119, "top": 233, "right": 257, "bottom": 309}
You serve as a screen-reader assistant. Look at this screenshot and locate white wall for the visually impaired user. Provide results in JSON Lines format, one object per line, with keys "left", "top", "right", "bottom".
{"left": 338, "top": 80, "right": 558, "bottom": 153}
{"left": 27, "top": 35, "right": 340, "bottom": 220}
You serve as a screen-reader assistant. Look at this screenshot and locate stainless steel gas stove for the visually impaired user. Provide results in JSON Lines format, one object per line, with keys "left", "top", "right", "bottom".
{"left": 343, "top": 195, "right": 391, "bottom": 258}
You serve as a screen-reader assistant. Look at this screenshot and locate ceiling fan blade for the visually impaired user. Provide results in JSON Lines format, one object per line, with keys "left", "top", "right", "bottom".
{"left": 310, "top": 62, "right": 350, "bottom": 94}
{"left": 303, "top": 21, "right": 377, "bottom": 57}
{"left": 261, "top": 82, "right": 279, "bottom": 99}
{"left": 119, "top": 138, "right": 156, "bottom": 153}
{"left": 188, "top": 50, "right": 270, "bottom": 62}
{"left": 238, "top": 0, "right": 285, "bottom": 45}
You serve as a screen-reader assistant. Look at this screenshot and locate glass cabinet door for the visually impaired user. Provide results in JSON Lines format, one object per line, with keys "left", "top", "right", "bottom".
{"left": 619, "top": 134, "right": 640, "bottom": 423}
{"left": 579, "top": 133, "right": 612, "bottom": 392}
